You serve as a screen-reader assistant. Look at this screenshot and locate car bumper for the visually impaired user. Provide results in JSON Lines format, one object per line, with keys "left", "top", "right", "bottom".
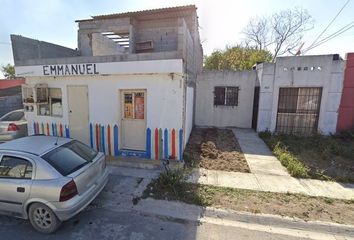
{"left": 0, "top": 132, "right": 19, "bottom": 142}
{"left": 49, "top": 168, "right": 109, "bottom": 221}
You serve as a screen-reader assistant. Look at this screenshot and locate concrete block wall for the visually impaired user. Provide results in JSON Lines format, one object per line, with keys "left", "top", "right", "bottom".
{"left": 91, "top": 33, "right": 125, "bottom": 56}
{"left": 135, "top": 18, "right": 178, "bottom": 52}
{"left": 78, "top": 18, "right": 131, "bottom": 56}
{"left": 11, "top": 35, "right": 78, "bottom": 64}
{"left": 195, "top": 70, "right": 257, "bottom": 128}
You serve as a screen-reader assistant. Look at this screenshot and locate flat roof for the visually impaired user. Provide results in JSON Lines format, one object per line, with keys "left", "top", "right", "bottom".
{"left": 76, "top": 5, "right": 196, "bottom": 22}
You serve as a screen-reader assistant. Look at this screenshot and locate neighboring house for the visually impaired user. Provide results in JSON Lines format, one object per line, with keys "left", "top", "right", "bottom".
{"left": 337, "top": 53, "right": 354, "bottom": 132}
{"left": 196, "top": 54, "right": 347, "bottom": 135}
{"left": 0, "top": 79, "right": 25, "bottom": 117}
{"left": 11, "top": 5, "right": 202, "bottom": 160}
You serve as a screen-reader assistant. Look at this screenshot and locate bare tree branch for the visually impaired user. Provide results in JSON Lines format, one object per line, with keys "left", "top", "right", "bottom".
{"left": 243, "top": 7, "right": 314, "bottom": 62}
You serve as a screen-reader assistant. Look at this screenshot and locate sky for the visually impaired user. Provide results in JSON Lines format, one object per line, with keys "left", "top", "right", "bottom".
{"left": 0, "top": 0, "right": 353, "bottom": 78}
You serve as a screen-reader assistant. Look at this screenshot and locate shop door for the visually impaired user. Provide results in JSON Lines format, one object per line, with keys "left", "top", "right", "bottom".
{"left": 121, "top": 90, "right": 146, "bottom": 151}
{"left": 67, "top": 85, "right": 89, "bottom": 145}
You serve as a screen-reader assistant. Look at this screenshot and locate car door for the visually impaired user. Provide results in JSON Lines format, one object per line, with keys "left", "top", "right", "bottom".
{"left": 0, "top": 154, "right": 33, "bottom": 216}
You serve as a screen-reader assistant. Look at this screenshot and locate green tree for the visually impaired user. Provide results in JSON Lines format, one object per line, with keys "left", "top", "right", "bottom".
{"left": 1, "top": 64, "right": 16, "bottom": 79}
{"left": 204, "top": 46, "right": 272, "bottom": 70}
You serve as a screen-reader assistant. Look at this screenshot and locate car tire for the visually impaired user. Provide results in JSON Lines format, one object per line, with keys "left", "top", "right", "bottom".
{"left": 28, "top": 203, "right": 62, "bottom": 234}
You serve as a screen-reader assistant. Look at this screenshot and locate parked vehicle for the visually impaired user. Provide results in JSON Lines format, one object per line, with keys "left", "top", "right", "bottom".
{"left": 0, "top": 136, "right": 109, "bottom": 233}
{"left": 0, "top": 109, "right": 27, "bottom": 143}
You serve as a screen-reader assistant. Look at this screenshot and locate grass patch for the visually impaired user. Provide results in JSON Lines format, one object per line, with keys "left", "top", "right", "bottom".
{"left": 143, "top": 170, "right": 354, "bottom": 224}
{"left": 259, "top": 131, "right": 354, "bottom": 182}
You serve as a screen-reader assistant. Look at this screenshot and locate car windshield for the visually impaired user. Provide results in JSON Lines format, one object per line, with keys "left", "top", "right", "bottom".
{"left": 42, "top": 140, "right": 98, "bottom": 176}
{"left": 1, "top": 111, "right": 24, "bottom": 121}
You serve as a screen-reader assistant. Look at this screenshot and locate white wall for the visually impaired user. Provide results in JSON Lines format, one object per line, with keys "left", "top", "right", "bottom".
{"left": 195, "top": 70, "right": 257, "bottom": 128}
{"left": 184, "top": 85, "right": 194, "bottom": 146}
{"left": 24, "top": 73, "right": 184, "bottom": 147}
{"left": 257, "top": 55, "right": 345, "bottom": 134}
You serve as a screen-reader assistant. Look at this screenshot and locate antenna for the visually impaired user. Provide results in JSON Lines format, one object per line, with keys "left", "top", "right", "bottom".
{"left": 54, "top": 136, "right": 59, "bottom": 145}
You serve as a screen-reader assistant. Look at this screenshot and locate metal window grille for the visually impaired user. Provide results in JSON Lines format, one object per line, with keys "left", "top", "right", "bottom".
{"left": 276, "top": 87, "right": 322, "bottom": 135}
{"left": 214, "top": 86, "right": 239, "bottom": 106}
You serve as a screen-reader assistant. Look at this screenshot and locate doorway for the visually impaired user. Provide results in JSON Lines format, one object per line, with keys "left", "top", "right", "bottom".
{"left": 121, "top": 90, "right": 146, "bottom": 151}
{"left": 67, "top": 85, "right": 89, "bottom": 144}
{"left": 276, "top": 87, "right": 322, "bottom": 135}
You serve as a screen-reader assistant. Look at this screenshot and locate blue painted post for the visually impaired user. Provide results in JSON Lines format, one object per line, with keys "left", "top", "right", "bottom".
{"left": 113, "top": 125, "right": 119, "bottom": 156}
{"left": 146, "top": 128, "right": 151, "bottom": 159}
{"left": 51, "top": 123, "right": 55, "bottom": 136}
{"left": 164, "top": 128, "right": 168, "bottom": 159}
{"left": 101, "top": 125, "right": 105, "bottom": 154}
{"left": 89, "top": 123, "right": 93, "bottom": 148}
{"left": 65, "top": 125, "right": 70, "bottom": 138}
{"left": 179, "top": 129, "right": 183, "bottom": 161}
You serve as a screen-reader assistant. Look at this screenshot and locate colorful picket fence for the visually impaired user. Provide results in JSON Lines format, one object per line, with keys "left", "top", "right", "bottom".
{"left": 89, "top": 123, "right": 183, "bottom": 160}
{"left": 33, "top": 122, "right": 70, "bottom": 138}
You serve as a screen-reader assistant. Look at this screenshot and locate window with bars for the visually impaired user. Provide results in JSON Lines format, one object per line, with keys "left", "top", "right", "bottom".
{"left": 214, "top": 86, "right": 239, "bottom": 106}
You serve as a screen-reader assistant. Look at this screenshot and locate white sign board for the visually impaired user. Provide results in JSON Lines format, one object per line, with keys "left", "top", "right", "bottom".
{"left": 15, "top": 59, "right": 183, "bottom": 77}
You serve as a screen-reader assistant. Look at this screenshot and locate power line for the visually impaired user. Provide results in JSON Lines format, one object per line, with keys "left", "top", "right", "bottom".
{"left": 304, "top": 22, "right": 354, "bottom": 52}
{"left": 0, "top": 42, "right": 11, "bottom": 45}
{"left": 307, "top": 0, "right": 351, "bottom": 50}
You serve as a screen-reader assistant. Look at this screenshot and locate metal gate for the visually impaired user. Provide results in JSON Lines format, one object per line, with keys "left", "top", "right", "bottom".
{"left": 276, "top": 87, "right": 322, "bottom": 135}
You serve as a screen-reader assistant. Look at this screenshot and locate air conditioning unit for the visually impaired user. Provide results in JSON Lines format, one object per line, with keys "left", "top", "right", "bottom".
{"left": 135, "top": 40, "right": 154, "bottom": 52}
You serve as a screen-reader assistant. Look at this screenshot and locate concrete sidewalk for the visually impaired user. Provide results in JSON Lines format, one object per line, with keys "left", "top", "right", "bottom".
{"left": 136, "top": 198, "right": 354, "bottom": 240}
{"left": 188, "top": 128, "right": 354, "bottom": 200}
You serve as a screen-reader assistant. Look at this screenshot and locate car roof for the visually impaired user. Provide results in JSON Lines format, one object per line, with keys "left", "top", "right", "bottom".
{"left": 0, "top": 135, "right": 73, "bottom": 156}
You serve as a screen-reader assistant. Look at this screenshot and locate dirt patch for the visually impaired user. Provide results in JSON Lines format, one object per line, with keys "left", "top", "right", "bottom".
{"left": 144, "top": 180, "right": 354, "bottom": 225}
{"left": 184, "top": 128, "right": 250, "bottom": 172}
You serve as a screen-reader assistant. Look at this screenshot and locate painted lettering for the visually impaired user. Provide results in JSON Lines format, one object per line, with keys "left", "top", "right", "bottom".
{"left": 65, "top": 65, "right": 70, "bottom": 75}
{"left": 71, "top": 65, "right": 78, "bottom": 75}
{"left": 94, "top": 64, "right": 99, "bottom": 74}
{"left": 86, "top": 64, "right": 93, "bottom": 74}
{"left": 50, "top": 65, "right": 57, "bottom": 75}
{"left": 57, "top": 66, "right": 64, "bottom": 75}
{"left": 43, "top": 66, "right": 49, "bottom": 75}
{"left": 42, "top": 63, "right": 99, "bottom": 76}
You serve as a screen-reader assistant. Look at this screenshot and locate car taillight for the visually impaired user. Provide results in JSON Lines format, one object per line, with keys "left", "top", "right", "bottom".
{"left": 59, "top": 180, "right": 78, "bottom": 202}
{"left": 7, "top": 123, "right": 19, "bottom": 132}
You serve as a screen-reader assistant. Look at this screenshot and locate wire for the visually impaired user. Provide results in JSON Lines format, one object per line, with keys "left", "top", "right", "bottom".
{"left": 307, "top": 0, "right": 351, "bottom": 50}
{"left": 304, "top": 22, "right": 354, "bottom": 52}
{"left": 0, "top": 42, "right": 11, "bottom": 45}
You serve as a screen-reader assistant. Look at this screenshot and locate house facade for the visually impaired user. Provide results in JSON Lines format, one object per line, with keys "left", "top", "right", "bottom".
{"left": 195, "top": 54, "right": 347, "bottom": 135}
{"left": 11, "top": 5, "right": 202, "bottom": 160}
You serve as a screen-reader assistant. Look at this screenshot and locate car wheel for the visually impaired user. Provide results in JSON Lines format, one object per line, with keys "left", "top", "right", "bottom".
{"left": 28, "top": 203, "right": 62, "bottom": 234}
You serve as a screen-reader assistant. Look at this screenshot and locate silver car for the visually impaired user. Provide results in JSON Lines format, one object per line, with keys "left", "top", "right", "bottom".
{"left": 0, "top": 135, "right": 109, "bottom": 233}
{"left": 0, "top": 109, "right": 28, "bottom": 142}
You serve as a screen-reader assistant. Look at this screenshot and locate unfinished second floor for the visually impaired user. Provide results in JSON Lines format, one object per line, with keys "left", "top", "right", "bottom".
{"left": 11, "top": 5, "right": 203, "bottom": 76}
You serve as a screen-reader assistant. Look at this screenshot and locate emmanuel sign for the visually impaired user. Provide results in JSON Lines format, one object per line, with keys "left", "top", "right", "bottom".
{"left": 43, "top": 63, "right": 99, "bottom": 76}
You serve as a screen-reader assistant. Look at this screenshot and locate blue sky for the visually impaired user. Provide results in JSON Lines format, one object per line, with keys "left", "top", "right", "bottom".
{"left": 1, "top": 0, "right": 353, "bottom": 77}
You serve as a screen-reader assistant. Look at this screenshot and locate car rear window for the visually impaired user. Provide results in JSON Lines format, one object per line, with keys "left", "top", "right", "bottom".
{"left": 1, "top": 111, "right": 24, "bottom": 121}
{"left": 42, "top": 140, "right": 98, "bottom": 176}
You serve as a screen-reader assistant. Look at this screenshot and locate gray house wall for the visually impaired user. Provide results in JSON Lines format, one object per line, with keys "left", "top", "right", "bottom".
{"left": 195, "top": 70, "right": 257, "bottom": 128}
